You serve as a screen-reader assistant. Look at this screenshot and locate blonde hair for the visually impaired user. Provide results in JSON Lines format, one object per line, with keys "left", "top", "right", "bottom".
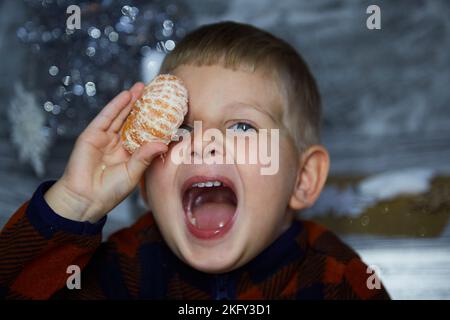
{"left": 159, "top": 21, "right": 322, "bottom": 152}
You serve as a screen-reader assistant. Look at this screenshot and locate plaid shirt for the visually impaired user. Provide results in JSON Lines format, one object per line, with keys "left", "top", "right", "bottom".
{"left": 0, "top": 181, "right": 389, "bottom": 300}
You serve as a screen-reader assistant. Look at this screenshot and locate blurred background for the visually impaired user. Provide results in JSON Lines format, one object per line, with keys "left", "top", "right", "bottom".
{"left": 0, "top": 0, "right": 449, "bottom": 299}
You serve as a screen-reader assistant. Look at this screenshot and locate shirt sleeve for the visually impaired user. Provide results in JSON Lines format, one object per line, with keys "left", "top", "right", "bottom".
{"left": 0, "top": 180, "right": 106, "bottom": 299}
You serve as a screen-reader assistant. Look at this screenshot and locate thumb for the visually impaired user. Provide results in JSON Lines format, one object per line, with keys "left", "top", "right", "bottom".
{"left": 126, "top": 142, "right": 168, "bottom": 184}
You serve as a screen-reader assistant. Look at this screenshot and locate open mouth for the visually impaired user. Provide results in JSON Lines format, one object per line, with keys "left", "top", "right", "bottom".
{"left": 182, "top": 176, "right": 238, "bottom": 240}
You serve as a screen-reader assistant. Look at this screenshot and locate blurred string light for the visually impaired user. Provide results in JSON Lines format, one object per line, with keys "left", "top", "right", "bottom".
{"left": 16, "top": 0, "right": 193, "bottom": 141}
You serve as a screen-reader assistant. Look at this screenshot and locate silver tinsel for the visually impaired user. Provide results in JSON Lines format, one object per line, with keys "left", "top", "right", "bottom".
{"left": 13, "top": 0, "right": 193, "bottom": 176}
{"left": 8, "top": 82, "right": 52, "bottom": 177}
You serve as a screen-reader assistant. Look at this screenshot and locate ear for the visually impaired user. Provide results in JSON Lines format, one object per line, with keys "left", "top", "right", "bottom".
{"left": 289, "top": 145, "right": 330, "bottom": 210}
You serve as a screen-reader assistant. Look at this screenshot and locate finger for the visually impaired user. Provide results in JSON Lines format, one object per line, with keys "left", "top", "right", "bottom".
{"left": 88, "top": 90, "right": 132, "bottom": 131}
{"left": 109, "top": 103, "right": 133, "bottom": 135}
{"left": 129, "top": 82, "right": 145, "bottom": 101}
{"left": 125, "top": 142, "right": 168, "bottom": 184}
{"left": 109, "top": 82, "right": 145, "bottom": 133}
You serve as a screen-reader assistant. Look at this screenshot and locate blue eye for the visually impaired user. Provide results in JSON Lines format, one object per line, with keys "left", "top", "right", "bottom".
{"left": 229, "top": 122, "right": 257, "bottom": 132}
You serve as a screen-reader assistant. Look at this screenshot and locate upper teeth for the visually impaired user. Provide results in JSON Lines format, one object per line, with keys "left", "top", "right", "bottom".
{"left": 192, "top": 180, "right": 222, "bottom": 188}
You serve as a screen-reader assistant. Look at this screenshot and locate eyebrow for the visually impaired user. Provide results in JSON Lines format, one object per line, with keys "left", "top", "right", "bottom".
{"left": 226, "top": 101, "right": 280, "bottom": 124}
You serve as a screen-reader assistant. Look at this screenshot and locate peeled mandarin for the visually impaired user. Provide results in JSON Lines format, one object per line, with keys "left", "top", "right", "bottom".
{"left": 121, "top": 74, "right": 188, "bottom": 153}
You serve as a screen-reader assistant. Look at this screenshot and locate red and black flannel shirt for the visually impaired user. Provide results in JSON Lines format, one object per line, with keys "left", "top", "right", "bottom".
{"left": 0, "top": 180, "right": 390, "bottom": 300}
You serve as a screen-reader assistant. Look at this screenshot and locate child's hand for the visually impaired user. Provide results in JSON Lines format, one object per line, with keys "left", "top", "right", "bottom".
{"left": 44, "top": 83, "right": 168, "bottom": 223}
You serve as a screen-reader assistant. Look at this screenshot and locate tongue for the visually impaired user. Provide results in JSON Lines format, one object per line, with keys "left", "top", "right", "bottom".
{"left": 189, "top": 187, "right": 237, "bottom": 230}
{"left": 192, "top": 202, "right": 235, "bottom": 230}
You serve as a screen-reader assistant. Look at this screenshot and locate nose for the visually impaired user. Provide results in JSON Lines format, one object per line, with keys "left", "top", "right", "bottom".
{"left": 189, "top": 127, "right": 224, "bottom": 162}
{"left": 192, "top": 148, "right": 216, "bottom": 157}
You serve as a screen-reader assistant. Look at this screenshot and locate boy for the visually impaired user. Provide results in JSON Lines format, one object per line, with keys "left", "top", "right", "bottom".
{"left": 0, "top": 21, "right": 389, "bottom": 299}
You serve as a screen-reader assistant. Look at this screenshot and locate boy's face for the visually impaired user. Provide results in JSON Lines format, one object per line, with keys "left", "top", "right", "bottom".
{"left": 144, "top": 64, "right": 300, "bottom": 273}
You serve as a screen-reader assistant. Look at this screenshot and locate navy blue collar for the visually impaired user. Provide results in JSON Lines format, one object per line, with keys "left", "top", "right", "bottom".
{"left": 157, "top": 220, "right": 306, "bottom": 299}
